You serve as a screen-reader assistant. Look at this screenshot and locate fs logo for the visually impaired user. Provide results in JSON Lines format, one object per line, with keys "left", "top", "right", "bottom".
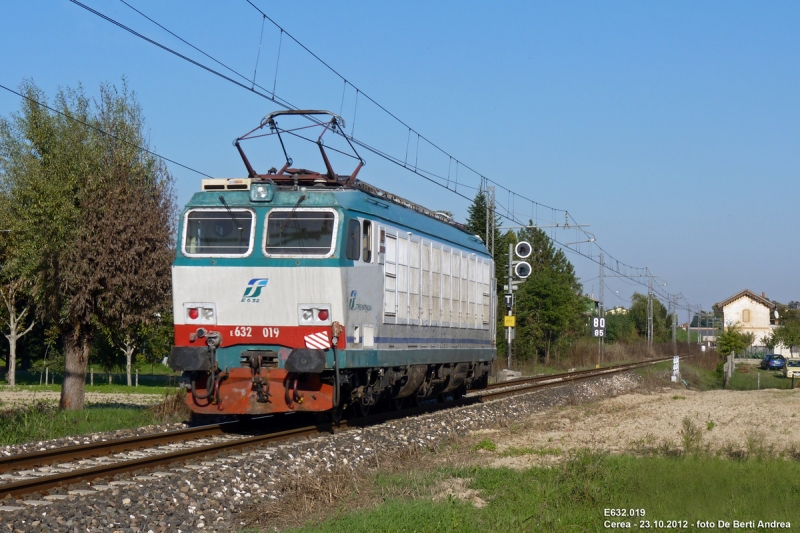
{"left": 241, "top": 278, "right": 268, "bottom": 303}
{"left": 348, "top": 290, "right": 357, "bottom": 310}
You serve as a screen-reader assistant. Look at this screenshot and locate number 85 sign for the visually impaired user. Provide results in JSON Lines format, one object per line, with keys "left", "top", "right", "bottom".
{"left": 592, "top": 317, "right": 606, "bottom": 338}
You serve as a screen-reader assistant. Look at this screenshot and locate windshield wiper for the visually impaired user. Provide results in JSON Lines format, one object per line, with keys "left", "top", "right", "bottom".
{"left": 219, "top": 195, "right": 244, "bottom": 248}
{"left": 278, "top": 194, "right": 306, "bottom": 235}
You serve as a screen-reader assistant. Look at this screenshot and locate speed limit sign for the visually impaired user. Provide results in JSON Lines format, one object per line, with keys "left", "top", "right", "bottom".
{"left": 592, "top": 317, "right": 606, "bottom": 338}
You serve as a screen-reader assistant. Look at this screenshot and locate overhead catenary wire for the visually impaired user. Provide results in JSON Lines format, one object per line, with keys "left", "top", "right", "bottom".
{"left": 73, "top": 0, "right": 692, "bottom": 314}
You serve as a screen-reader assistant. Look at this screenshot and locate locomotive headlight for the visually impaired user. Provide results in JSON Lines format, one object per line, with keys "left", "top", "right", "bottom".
{"left": 184, "top": 302, "right": 216, "bottom": 324}
{"left": 298, "top": 304, "right": 332, "bottom": 325}
{"left": 250, "top": 182, "right": 274, "bottom": 202}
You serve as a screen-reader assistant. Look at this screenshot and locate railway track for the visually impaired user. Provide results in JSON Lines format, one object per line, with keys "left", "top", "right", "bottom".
{"left": 0, "top": 356, "right": 677, "bottom": 501}
{"left": 480, "top": 356, "right": 679, "bottom": 400}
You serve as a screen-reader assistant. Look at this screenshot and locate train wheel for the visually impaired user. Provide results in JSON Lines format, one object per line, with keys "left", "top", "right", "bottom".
{"left": 390, "top": 397, "right": 405, "bottom": 411}
{"left": 331, "top": 402, "right": 344, "bottom": 425}
{"left": 355, "top": 400, "right": 371, "bottom": 417}
{"left": 453, "top": 384, "right": 467, "bottom": 400}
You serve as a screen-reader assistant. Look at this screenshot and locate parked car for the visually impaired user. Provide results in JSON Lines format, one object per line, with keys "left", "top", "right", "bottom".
{"left": 784, "top": 359, "right": 800, "bottom": 378}
{"left": 760, "top": 354, "right": 785, "bottom": 370}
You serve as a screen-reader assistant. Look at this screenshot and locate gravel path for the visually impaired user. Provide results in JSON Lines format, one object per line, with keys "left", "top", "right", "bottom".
{"left": 483, "top": 385, "right": 800, "bottom": 469}
{"left": 0, "top": 373, "right": 641, "bottom": 532}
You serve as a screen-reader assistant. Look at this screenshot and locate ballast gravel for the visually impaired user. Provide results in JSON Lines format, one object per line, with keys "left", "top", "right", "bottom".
{"left": 0, "top": 373, "right": 641, "bottom": 532}
{"left": 0, "top": 422, "right": 188, "bottom": 459}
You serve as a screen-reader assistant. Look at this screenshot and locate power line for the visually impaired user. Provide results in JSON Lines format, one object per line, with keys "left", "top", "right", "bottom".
{"left": 71, "top": 0, "right": 296, "bottom": 111}
{"left": 240, "top": 1, "right": 682, "bottom": 302}
{"left": 71, "top": 0, "right": 690, "bottom": 309}
{"left": 0, "top": 83, "right": 213, "bottom": 178}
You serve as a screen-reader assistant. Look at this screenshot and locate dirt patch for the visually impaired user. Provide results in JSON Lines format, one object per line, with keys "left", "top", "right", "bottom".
{"left": 477, "top": 388, "right": 800, "bottom": 467}
{"left": 432, "top": 477, "right": 487, "bottom": 508}
{"left": 0, "top": 389, "right": 164, "bottom": 410}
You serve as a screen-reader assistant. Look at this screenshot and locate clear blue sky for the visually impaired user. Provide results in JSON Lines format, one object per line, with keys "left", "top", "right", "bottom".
{"left": 2, "top": 1, "right": 798, "bottom": 314}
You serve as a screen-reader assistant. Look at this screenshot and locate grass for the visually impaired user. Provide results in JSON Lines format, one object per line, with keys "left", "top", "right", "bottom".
{"left": 471, "top": 439, "right": 497, "bottom": 452}
{"left": 0, "top": 394, "right": 183, "bottom": 445}
{"left": 634, "top": 351, "right": 800, "bottom": 392}
{"left": 728, "top": 367, "right": 797, "bottom": 390}
{"left": 0, "top": 392, "right": 189, "bottom": 445}
{"left": 500, "top": 446, "right": 562, "bottom": 457}
{"left": 0, "top": 383, "right": 180, "bottom": 394}
{"left": 279, "top": 452, "right": 800, "bottom": 533}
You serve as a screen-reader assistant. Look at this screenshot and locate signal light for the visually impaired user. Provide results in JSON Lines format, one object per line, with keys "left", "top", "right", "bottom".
{"left": 188, "top": 308, "right": 199, "bottom": 320}
{"left": 515, "top": 241, "right": 532, "bottom": 259}
{"left": 318, "top": 309, "right": 329, "bottom": 321}
{"left": 514, "top": 261, "right": 532, "bottom": 279}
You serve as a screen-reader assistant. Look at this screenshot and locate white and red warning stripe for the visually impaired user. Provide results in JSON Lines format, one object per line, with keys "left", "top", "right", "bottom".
{"left": 304, "top": 331, "right": 331, "bottom": 350}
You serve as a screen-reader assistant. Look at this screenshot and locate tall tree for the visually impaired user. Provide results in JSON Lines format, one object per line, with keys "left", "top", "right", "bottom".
{"left": 628, "top": 292, "right": 670, "bottom": 342}
{"left": 513, "top": 225, "right": 584, "bottom": 362}
{"left": 0, "top": 279, "right": 35, "bottom": 385}
{"left": 0, "top": 80, "right": 175, "bottom": 408}
{"left": 465, "top": 189, "right": 507, "bottom": 283}
{"left": 773, "top": 321, "right": 800, "bottom": 356}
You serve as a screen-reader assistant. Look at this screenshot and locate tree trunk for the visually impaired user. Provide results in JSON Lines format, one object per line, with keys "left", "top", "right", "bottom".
{"left": 6, "top": 337, "right": 16, "bottom": 387}
{"left": 2, "top": 286, "right": 35, "bottom": 387}
{"left": 59, "top": 327, "right": 92, "bottom": 410}
{"left": 124, "top": 334, "right": 135, "bottom": 387}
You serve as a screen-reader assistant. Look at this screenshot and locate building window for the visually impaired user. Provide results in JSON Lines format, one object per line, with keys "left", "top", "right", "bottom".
{"left": 742, "top": 309, "right": 750, "bottom": 323}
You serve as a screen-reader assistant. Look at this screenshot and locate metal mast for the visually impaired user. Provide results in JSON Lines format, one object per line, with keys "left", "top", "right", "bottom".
{"left": 486, "top": 185, "right": 495, "bottom": 258}
{"left": 647, "top": 270, "right": 653, "bottom": 353}
{"left": 599, "top": 253, "right": 605, "bottom": 363}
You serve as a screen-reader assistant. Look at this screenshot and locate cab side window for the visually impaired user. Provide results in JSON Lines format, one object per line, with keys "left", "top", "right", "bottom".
{"left": 345, "top": 219, "right": 360, "bottom": 260}
{"left": 362, "top": 220, "right": 372, "bottom": 263}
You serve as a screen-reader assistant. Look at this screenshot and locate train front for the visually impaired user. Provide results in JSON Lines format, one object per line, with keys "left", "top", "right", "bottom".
{"left": 169, "top": 178, "right": 345, "bottom": 416}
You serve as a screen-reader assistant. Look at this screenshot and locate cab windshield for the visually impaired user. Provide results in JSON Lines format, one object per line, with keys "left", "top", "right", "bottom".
{"left": 183, "top": 209, "right": 254, "bottom": 256}
{"left": 264, "top": 209, "right": 337, "bottom": 256}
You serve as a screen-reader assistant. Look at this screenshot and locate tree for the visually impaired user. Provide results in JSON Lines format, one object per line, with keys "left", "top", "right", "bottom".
{"left": 0, "top": 80, "right": 175, "bottom": 408}
{"left": 716, "top": 322, "right": 755, "bottom": 356}
{"left": 0, "top": 279, "right": 35, "bottom": 385}
{"left": 628, "top": 292, "right": 670, "bottom": 342}
{"left": 465, "top": 189, "right": 507, "bottom": 286}
{"left": 512, "top": 225, "right": 584, "bottom": 362}
{"left": 138, "top": 311, "right": 174, "bottom": 372}
{"left": 773, "top": 321, "right": 800, "bottom": 356}
{"left": 604, "top": 311, "right": 637, "bottom": 343}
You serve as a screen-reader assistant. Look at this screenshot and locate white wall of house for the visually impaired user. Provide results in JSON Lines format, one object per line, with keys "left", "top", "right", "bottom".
{"left": 722, "top": 295, "right": 787, "bottom": 355}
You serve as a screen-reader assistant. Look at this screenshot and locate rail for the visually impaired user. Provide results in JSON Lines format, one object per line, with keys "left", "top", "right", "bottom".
{"left": 0, "top": 355, "right": 682, "bottom": 499}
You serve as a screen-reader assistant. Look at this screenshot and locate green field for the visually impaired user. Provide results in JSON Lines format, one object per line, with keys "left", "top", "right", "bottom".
{"left": 0, "top": 390, "right": 188, "bottom": 445}
{"left": 282, "top": 453, "right": 800, "bottom": 533}
{"left": 0, "top": 383, "right": 180, "bottom": 395}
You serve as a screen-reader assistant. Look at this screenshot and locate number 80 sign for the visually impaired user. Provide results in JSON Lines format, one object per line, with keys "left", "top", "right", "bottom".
{"left": 592, "top": 317, "right": 606, "bottom": 338}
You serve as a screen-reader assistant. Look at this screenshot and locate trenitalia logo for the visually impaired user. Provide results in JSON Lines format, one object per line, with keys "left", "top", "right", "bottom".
{"left": 349, "top": 290, "right": 357, "bottom": 310}
{"left": 241, "top": 278, "right": 268, "bottom": 303}
{"left": 348, "top": 289, "right": 372, "bottom": 312}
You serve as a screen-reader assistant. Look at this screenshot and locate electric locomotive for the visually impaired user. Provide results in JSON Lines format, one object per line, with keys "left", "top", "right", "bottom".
{"left": 169, "top": 110, "right": 496, "bottom": 418}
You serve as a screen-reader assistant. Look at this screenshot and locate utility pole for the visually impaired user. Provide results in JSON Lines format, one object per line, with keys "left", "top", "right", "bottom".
{"left": 647, "top": 270, "right": 653, "bottom": 353}
{"left": 486, "top": 185, "right": 495, "bottom": 259}
{"left": 507, "top": 242, "right": 513, "bottom": 370}
{"left": 671, "top": 295, "right": 677, "bottom": 356}
{"left": 697, "top": 304, "right": 703, "bottom": 344}
{"left": 599, "top": 253, "right": 605, "bottom": 363}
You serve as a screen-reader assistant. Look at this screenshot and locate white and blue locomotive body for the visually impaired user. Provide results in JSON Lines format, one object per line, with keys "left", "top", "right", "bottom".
{"left": 170, "top": 112, "right": 495, "bottom": 416}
